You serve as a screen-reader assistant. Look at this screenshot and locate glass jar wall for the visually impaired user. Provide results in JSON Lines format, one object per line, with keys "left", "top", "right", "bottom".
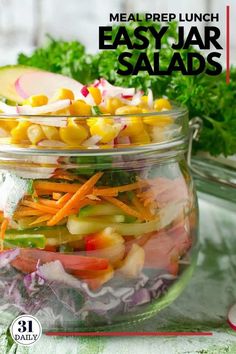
{"left": 0, "top": 109, "right": 198, "bottom": 331}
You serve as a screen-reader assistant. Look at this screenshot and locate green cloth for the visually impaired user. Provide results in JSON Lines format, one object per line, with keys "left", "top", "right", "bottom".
{"left": 1, "top": 192, "right": 236, "bottom": 354}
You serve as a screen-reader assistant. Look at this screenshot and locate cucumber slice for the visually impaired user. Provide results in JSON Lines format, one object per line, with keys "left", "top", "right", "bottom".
{"left": 6, "top": 226, "right": 84, "bottom": 247}
{"left": 0, "top": 65, "right": 39, "bottom": 104}
{"left": 79, "top": 203, "right": 124, "bottom": 217}
{"left": 67, "top": 215, "right": 160, "bottom": 236}
{"left": 4, "top": 234, "right": 46, "bottom": 249}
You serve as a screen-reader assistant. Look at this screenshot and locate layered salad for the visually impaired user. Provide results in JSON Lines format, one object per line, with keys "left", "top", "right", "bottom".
{"left": 0, "top": 66, "right": 196, "bottom": 327}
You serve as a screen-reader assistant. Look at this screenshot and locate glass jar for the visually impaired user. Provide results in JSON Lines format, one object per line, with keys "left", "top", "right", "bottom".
{"left": 0, "top": 108, "right": 198, "bottom": 331}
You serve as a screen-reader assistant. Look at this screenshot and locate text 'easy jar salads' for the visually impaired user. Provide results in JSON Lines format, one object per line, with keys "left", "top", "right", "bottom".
{"left": 0, "top": 68, "right": 198, "bottom": 330}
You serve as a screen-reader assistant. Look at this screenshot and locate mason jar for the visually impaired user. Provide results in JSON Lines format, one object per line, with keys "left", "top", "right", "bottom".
{"left": 0, "top": 107, "right": 198, "bottom": 331}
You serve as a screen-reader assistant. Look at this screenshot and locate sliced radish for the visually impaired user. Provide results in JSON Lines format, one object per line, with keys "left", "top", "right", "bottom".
{"left": 26, "top": 117, "right": 67, "bottom": 127}
{"left": 17, "top": 99, "right": 71, "bottom": 115}
{"left": 15, "top": 71, "right": 83, "bottom": 100}
{"left": 147, "top": 89, "right": 153, "bottom": 108}
{"left": 116, "top": 136, "right": 131, "bottom": 145}
{"left": 82, "top": 135, "right": 102, "bottom": 147}
{"left": 98, "top": 79, "right": 135, "bottom": 98}
{"left": 38, "top": 140, "right": 67, "bottom": 147}
{"left": 81, "top": 86, "right": 89, "bottom": 97}
{"left": 120, "top": 91, "right": 142, "bottom": 106}
{"left": 228, "top": 303, "right": 236, "bottom": 330}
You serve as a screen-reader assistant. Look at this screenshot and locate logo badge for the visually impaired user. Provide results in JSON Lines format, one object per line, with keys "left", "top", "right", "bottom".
{"left": 10, "top": 315, "right": 42, "bottom": 346}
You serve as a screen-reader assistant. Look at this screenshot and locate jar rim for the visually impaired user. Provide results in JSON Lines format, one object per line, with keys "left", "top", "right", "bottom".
{"left": 0, "top": 106, "right": 188, "bottom": 156}
{"left": 0, "top": 106, "right": 187, "bottom": 119}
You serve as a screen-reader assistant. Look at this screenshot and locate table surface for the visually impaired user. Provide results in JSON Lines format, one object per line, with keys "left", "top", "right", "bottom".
{"left": 1, "top": 192, "right": 236, "bottom": 354}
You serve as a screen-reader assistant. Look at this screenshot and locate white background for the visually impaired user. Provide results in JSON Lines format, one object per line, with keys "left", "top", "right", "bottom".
{"left": 0, "top": 0, "right": 235, "bottom": 65}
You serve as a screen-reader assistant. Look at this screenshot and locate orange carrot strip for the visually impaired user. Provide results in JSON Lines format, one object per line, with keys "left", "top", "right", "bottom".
{"left": 131, "top": 195, "right": 154, "bottom": 221}
{"left": 56, "top": 193, "right": 73, "bottom": 207}
{"left": 93, "top": 181, "right": 143, "bottom": 196}
{"left": 14, "top": 209, "right": 45, "bottom": 218}
{"left": 0, "top": 218, "right": 9, "bottom": 240}
{"left": 37, "top": 198, "right": 61, "bottom": 209}
{"left": 29, "top": 214, "right": 52, "bottom": 226}
{"left": 53, "top": 192, "right": 62, "bottom": 200}
{"left": 34, "top": 181, "right": 81, "bottom": 194}
{"left": 93, "top": 189, "right": 118, "bottom": 197}
{"left": 53, "top": 170, "right": 84, "bottom": 181}
{"left": 21, "top": 200, "right": 58, "bottom": 215}
{"left": 103, "top": 196, "right": 144, "bottom": 220}
{"left": 35, "top": 190, "right": 53, "bottom": 196}
{"left": 47, "top": 172, "right": 103, "bottom": 226}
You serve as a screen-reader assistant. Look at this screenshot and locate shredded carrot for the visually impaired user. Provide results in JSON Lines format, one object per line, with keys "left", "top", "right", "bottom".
{"left": 53, "top": 192, "right": 62, "bottom": 200}
{"left": 21, "top": 200, "right": 58, "bottom": 215}
{"left": 56, "top": 193, "right": 73, "bottom": 207}
{"left": 14, "top": 208, "right": 45, "bottom": 218}
{"left": 34, "top": 181, "right": 81, "bottom": 194}
{"left": 131, "top": 195, "right": 154, "bottom": 221}
{"left": 103, "top": 196, "right": 145, "bottom": 220}
{"left": 35, "top": 190, "right": 53, "bottom": 196}
{"left": 29, "top": 214, "right": 52, "bottom": 226}
{"left": 0, "top": 218, "right": 8, "bottom": 241}
{"left": 93, "top": 181, "right": 143, "bottom": 196}
{"left": 47, "top": 172, "right": 103, "bottom": 226}
{"left": 53, "top": 169, "right": 84, "bottom": 182}
{"left": 37, "top": 198, "right": 61, "bottom": 209}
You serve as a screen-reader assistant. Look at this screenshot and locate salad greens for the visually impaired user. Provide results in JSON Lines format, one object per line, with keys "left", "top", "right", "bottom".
{"left": 18, "top": 21, "right": 236, "bottom": 156}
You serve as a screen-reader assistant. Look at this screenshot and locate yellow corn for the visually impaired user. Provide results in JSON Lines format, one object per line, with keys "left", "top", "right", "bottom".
{"left": 154, "top": 98, "right": 172, "bottom": 111}
{"left": 0, "top": 120, "right": 17, "bottom": 131}
{"left": 88, "top": 87, "right": 102, "bottom": 105}
{"left": 11, "top": 121, "right": 31, "bottom": 143}
{"left": 120, "top": 116, "right": 144, "bottom": 137}
{"left": 131, "top": 130, "right": 151, "bottom": 144}
{"left": 115, "top": 106, "right": 142, "bottom": 115}
{"left": 87, "top": 117, "right": 114, "bottom": 128}
{"left": 53, "top": 88, "right": 74, "bottom": 100}
{"left": 138, "top": 96, "right": 149, "bottom": 109}
{"left": 59, "top": 118, "right": 88, "bottom": 146}
{"left": 106, "top": 98, "right": 123, "bottom": 114}
{"left": 27, "top": 124, "right": 46, "bottom": 144}
{"left": 70, "top": 100, "right": 91, "bottom": 116}
{"left": 24, "top": 95, "right": 48, "bottom": 107}
{"left": 41, "top": 126, "right": 60, "bottom": 140}
{"left": 144, "top": 115, "right": 173, "bottom": 126}
{"left": 90, "top": 119, "right": 121, "bottom": 143}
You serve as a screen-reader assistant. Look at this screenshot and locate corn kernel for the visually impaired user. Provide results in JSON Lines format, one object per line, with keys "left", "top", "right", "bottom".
{"left": 24, "top": 95, "right": 48, "bottom": 107}
{"left": 70, "top": 100, "right": 91, "bottom": 116}
{"left": 87, "top": 117, "right": 113, "bottom": 128}
{"left": 154, "top": 98, "right": 172, "bottom": 111}
{"left": 138, "top": 96, "right": 149, "bottom": 108}
{"left": 27, "top": 124, "right": 45, "bottom": 144}
{"left": 11, "top": 121, "right": 31, "bottom": 143}
{"left": 115, "top": 106, "right": 142, "bottom": 115}
{"left": 144, "top": 115, "right": 173, "bottom": 126}
{"left": 131, "top": 130, "right": 151, "bottom": 144}
{"left": 90, "top": 119, "right": 121, "bottom": 143}
{"left": 88, "top": 87, "right": 102, "bottom": 105}
{"left": 106, "top": 98, "right": 123, "bottom": 114}
{"left": 41, "top": 126, "right": 60, "bottom": 140}
{"left": 120, "top": 116, "right": 144, "bottom": 137}
{"left": 0, "top": 120, "right": 17, "bottom": 131}
{"left": 98, "top": 105, "right": 109, "bottom": 114}
{"left": 53, "top": 88, "right": 74, "bottom": 100}
{"left": 60, "top": 119, "right": 88, "bottom": 146}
